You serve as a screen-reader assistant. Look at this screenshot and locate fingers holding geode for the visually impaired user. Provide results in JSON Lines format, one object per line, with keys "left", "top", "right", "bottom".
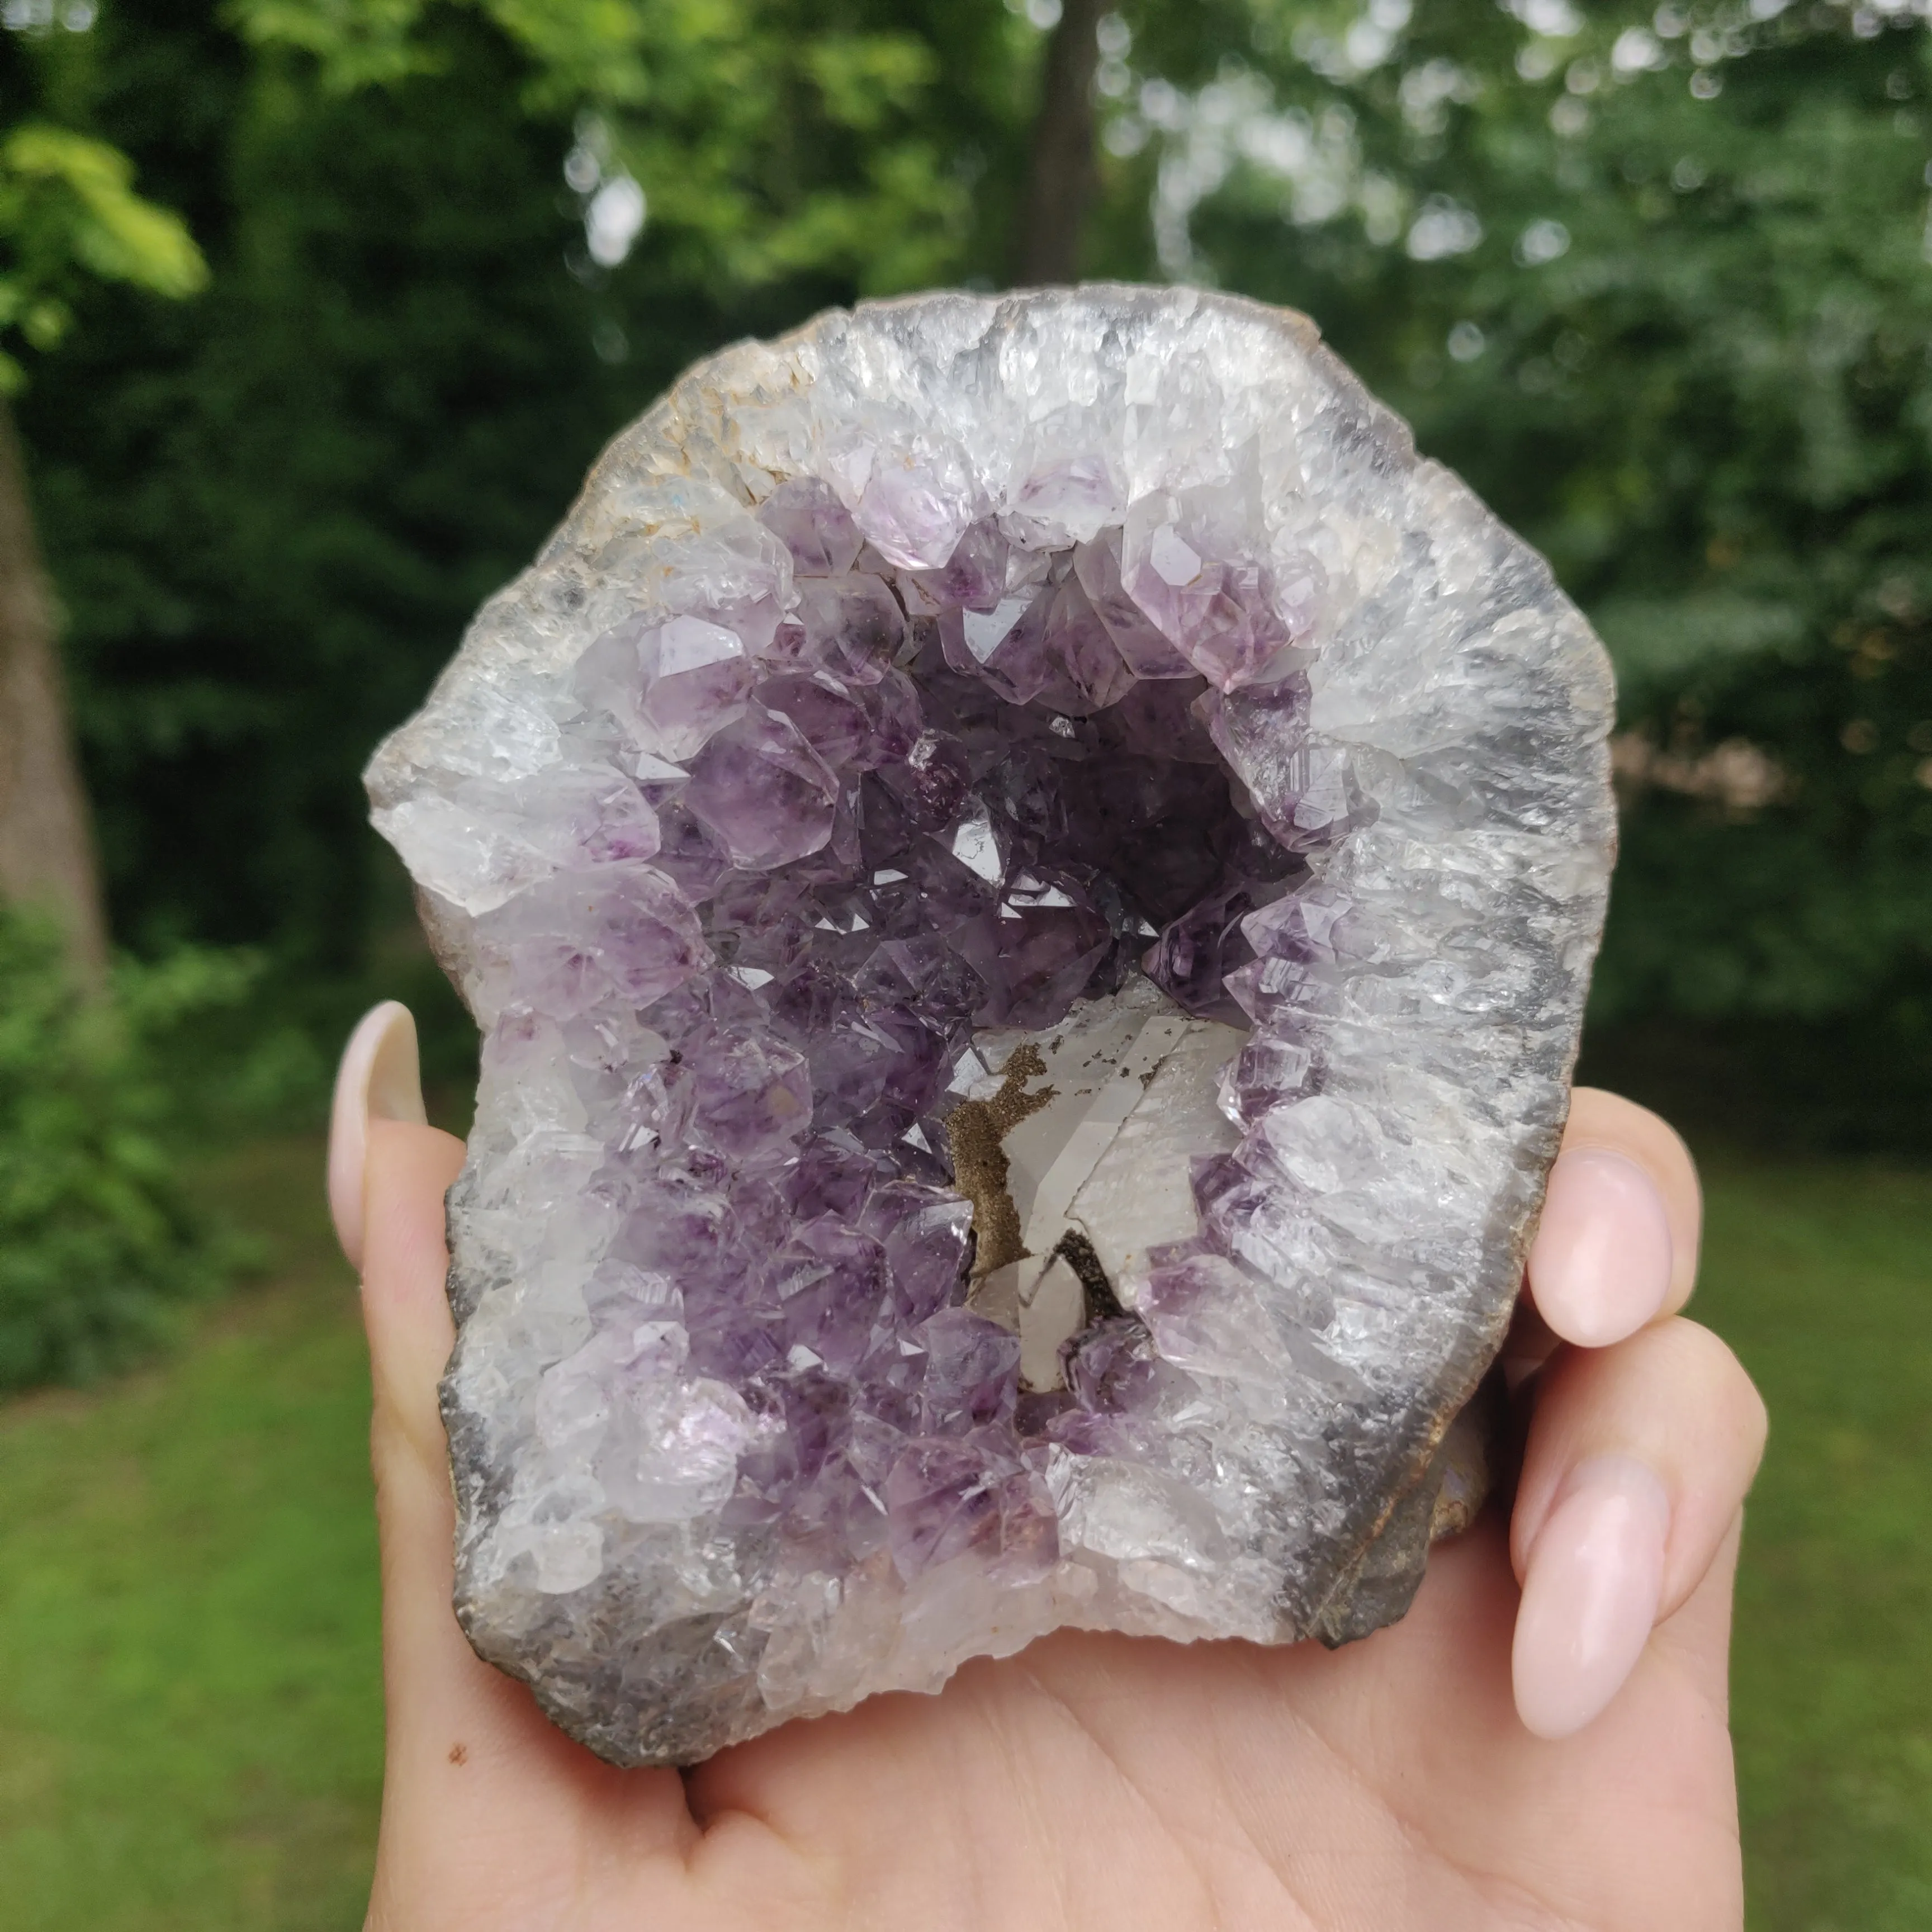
{"left": 1524, "top": 1088, "right": 1703, "bottom": 1349}
{"left": 1509, "top": 1318, "right": 1766, "bottom": 1739}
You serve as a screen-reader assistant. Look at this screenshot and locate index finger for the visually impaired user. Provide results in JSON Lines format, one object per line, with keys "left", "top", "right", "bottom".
{"left": 1523, "top": 1088, "right": 1703, "bottom": 1349}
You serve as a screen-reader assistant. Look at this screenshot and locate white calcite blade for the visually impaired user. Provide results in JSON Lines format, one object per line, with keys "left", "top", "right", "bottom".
{"left": 955, "top": 978, "right": 1242, "bottom": 1389}
{"left": 1068, "top": 1004, "right": 1246, "bottom": 1287}
{"left": 366, "top": 286, "right": 1615, "bottom": 1767}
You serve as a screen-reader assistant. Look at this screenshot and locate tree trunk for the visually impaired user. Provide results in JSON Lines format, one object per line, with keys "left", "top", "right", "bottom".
{"left": 0, "top": 396, "right": 108, "bottom": 981}
{"left": 1016, "top": 0, "right": 1105, "bottom": 286}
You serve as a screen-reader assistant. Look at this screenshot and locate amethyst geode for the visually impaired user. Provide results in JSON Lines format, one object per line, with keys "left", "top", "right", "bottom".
{"left": 367, "top": 286, "right": 1615, "bottom": 1767}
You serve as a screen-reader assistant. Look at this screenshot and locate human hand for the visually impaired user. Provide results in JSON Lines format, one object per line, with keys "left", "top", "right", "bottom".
{"left": 330, "top": 1002, "right": 1764, "bottom": 1931}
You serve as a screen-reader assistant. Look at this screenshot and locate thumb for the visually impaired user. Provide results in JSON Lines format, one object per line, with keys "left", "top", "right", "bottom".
{"left": 330, "top": 1005, "right": 486, "bottom": 1787}
{"left": 330, "top": 1006, "right": 697, "bottom": 1930}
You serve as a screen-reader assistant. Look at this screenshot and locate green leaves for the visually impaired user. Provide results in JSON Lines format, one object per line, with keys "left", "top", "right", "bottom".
{"left": 224, "top": 0, "right": 443, "bottom": 91}
{"left": 226, "top": 0, "right": 981, "bottom": 295}
{"left": 2, "top": 125, "right": 206, "bottom": 295}
{"left": 806, "top": 30, "right": 940, "bottom": 131}
{"left": 0, "top": 907, "right": 254, "bottom": 1390}
{"left": 508, "top": 3, "right": 973, "bottom": 293}
{"left": 0, "top": 122, "right": 206, "bottom": 386}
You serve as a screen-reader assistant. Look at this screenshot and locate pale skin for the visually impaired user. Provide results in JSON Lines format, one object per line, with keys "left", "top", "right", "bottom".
{"left": 337, "top": 1015, "right": 1765, "bottom": 1932}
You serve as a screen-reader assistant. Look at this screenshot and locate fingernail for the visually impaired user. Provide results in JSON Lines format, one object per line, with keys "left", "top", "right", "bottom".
{"left": 1529, "top": 1148, "right": 1673, "bottom": 1346}
{"left": 1513, "top": 1453, "right": 1671, "bottom": 1740}
{"left": 328, "top": 1002, "right": 425, "bottom": 1273}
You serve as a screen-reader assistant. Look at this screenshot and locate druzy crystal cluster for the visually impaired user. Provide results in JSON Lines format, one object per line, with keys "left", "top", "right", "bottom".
{"left": 367, "top": 286, "right": 1616, "bottom": 1768}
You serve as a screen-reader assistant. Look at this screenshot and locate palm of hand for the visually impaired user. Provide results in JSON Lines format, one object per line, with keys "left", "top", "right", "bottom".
{"left": 373, "top": 1495, "right": 1740, "bottom": 1932}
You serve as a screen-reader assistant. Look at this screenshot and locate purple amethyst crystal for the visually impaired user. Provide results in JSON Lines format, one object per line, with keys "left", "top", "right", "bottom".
{"left": 368, "top": 287, "right": 1615, "bottom": 1767}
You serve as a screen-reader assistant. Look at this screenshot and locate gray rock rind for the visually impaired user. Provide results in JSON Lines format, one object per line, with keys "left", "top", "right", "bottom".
{"left": 370, "top": 285, "right": 1615, "bottom": 1768}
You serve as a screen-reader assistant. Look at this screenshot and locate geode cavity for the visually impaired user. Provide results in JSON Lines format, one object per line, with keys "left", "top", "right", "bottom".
{"left": 367, "top": 286, "right": 1616, "bottom": 1767}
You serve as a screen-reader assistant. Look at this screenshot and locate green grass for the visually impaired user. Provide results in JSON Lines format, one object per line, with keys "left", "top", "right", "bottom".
{"left": 0, "top": 1139, "right": 381, "bottom": 1931}
{"left": 0, "top": 1137, "right": 1927, "bottom": 1929}
{"left": 1699, "top": 1158, "right": 1932, "bottom": 1932}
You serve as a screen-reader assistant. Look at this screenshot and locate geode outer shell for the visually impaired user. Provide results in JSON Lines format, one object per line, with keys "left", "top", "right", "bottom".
{"left": 366, "top": 286, "right": 1616, "bottom": 1768}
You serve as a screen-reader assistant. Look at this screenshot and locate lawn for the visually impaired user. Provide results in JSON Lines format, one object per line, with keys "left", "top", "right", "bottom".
{"left": 0, "top": 1140, "right": 381, "bottom": 1932}
{"left": 0, "top": 1135, "right": 1927, "bottom": 1929}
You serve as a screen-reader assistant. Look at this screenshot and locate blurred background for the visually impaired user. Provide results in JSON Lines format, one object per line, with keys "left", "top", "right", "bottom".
{"left": 1, "top": 0, "right": 1927, "bottom": 1924}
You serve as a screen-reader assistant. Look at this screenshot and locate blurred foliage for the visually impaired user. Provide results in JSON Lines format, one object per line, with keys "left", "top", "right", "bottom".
{"left": 0, "top": 0, "right": 203, "bottom": 388}
{"left": 1097, "top": 0, "right": 1932, "bottom": 1062}
{"left": 6, "top": 0, "right": 1930, "bottom": 1135}
{"left": 0, "top": 906, "right": 258, "bottom": 1390}
{"left": 0, "top": 119, "right": 203, "bottom": 385}
{"left": 228, "top": 0, "right": 993, "bottom": 290}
